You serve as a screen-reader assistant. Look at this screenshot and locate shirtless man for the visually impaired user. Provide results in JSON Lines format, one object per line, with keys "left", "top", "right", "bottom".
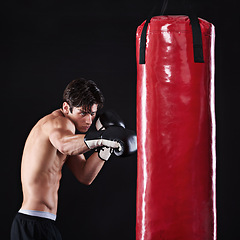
{"left": 10, "top": 78, "right": 122, "bottom": 240}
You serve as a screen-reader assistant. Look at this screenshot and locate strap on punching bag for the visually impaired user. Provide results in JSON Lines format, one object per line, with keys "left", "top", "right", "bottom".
{"left": 139, "top": 0, "right": 204, "bottom": 64}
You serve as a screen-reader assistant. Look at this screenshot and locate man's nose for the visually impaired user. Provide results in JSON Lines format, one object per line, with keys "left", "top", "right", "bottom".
{"left": 85, "top": 114, "right": 92, "bottom": 125}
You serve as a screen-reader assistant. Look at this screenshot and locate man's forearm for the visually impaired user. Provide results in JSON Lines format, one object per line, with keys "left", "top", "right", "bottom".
{"left": 80, "top": 152, "right": 105, "bottom": 185}
{"left": 67, "top": 152, "right": 105, "bottom": 185}
{"left": 60, "top": 134, "right": 90, "bottom": 155}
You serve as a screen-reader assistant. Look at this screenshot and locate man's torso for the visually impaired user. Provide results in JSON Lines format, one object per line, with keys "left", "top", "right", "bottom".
{"left": 21, "top": 110, "right": 71, "bottom": 214}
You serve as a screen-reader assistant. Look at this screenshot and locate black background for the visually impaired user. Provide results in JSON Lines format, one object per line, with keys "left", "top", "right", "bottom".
{"left": 1, "top": 0, "right": 239, "bottom": 239}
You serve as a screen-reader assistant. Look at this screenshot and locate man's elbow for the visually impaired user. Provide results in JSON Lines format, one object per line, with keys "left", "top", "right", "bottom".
{"left": 82, "top": 180, "right": 92, "bottom": 186}
{"left": 58, "top": 141, "right": 75, "bottom": 156}
{"left": 78, "top": 176, "right": 94, "bottom": 186}
{"left": 58, "top": 144, "right": 70, "bottom": 155}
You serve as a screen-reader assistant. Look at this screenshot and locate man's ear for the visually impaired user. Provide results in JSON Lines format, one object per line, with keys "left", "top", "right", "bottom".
{"left": 62, "top": 102, "right": 70, "bottom": 114}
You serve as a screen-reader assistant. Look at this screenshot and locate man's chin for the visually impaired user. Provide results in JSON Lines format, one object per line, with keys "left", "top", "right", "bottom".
{"left": 77, "top": 127, "right": 90, "bottom": 134}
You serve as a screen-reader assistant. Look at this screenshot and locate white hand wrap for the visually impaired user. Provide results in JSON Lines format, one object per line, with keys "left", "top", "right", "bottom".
{"left": 85, "top": 138, "right": 121, "bottom": 150}
{"left": 98, "top": 147, "right": 113, "bottom": 161}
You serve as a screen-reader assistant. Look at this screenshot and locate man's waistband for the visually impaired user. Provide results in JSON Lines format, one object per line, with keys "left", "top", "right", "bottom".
{"left": 18, "top": 209, "right": 57, "bottom": 221}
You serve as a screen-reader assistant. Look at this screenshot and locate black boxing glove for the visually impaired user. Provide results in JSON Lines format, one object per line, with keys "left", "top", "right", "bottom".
{"left": 84, "top": 126, "right": 137, "bottom": 157}
{"left": 106, "top": 127, "right": 137, "bottom": 157}
{"left": 95, "top": 110, "right": 125, "bottom": 130}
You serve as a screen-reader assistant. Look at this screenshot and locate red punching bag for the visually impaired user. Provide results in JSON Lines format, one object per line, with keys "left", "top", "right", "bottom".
{"left": 136, "top": 14, "right": 216, "bottom": 240}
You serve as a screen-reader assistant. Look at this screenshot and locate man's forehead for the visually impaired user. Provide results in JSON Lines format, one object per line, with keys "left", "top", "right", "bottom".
{"left": 76, "top": 104, "right": 98, "bottom": 112}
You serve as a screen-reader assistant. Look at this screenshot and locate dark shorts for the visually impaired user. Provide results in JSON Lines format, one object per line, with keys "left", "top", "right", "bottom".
{"left": 11, "top": 213, "right": 62, "bottom": 240}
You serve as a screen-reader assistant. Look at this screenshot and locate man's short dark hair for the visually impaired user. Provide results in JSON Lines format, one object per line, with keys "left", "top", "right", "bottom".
{"left": 63, "top": 78, "right": 104, "bottom": 112}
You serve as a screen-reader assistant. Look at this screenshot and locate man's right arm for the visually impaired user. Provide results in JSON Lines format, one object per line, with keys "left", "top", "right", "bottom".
{"left": 47, "top": 115, "right": 122, "bottom": 156}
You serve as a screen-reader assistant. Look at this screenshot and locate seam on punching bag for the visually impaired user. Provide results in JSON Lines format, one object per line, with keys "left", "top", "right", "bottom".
{"left": 139, "top": 0, "right": 204, "bottom": 64}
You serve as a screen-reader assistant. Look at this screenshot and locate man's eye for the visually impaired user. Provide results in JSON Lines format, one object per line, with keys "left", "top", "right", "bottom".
{"left": 91, "top": 112, "right": 96, "bottom": 116}
{"left": 80, "top": 112, "right": 87, "bottom": 116}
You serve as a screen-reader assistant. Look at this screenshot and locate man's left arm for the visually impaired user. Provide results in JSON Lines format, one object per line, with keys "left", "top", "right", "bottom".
{"left": 66, "top": 152, "right": 105, "bottom": 185}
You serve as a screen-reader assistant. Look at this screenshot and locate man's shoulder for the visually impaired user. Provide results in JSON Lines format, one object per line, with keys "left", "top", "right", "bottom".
{"left": 42, "top": 110, "right": 75, "bottom": 133}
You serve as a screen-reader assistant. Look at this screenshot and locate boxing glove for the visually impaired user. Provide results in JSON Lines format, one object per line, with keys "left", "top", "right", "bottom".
{"left": 109, "top": 127, "right": 137, "bottom": 157}
{"left": 85, "top": 126, "right": 137, "bottom": 157}
{"left": 93, "top": 110, "right": 126, "bottom": 161}
{"left": 95, "top": 110, "right": 125, "bottom": 131}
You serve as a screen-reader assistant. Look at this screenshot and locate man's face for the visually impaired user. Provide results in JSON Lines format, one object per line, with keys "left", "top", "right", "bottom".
{"left": 63, "top": 103, "right": 98, "bottom": 133}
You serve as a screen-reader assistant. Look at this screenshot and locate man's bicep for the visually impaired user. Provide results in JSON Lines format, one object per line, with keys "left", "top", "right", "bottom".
{"left": 46, "top": 116, "right": 88, "bottom": 155}
{"left": 49, "top": 127, "right": 73, "bottom": 149}
{"left": 48, "top": 117, "right": 75, "bottom": 153}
